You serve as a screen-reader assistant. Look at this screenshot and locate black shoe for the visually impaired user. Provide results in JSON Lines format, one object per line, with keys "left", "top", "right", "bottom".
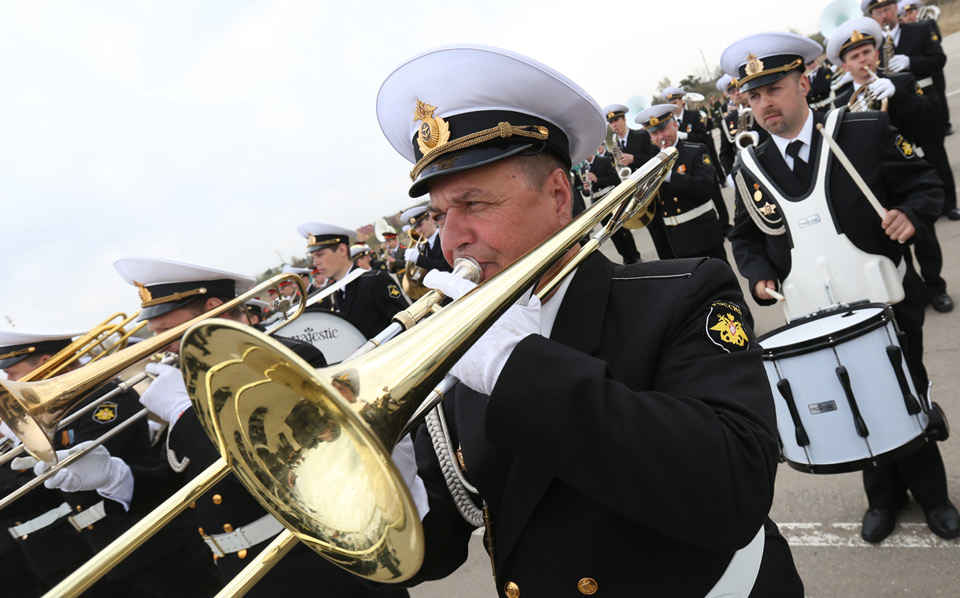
{"left": 862, "top": 507, "right": 899, "bottom": 542}
{"left": 932, "top": 293, "right": 954, "bottom": 313}
{"left": 624, "top": 254, "right": 642, "bottom": 265}
{"left": 925, "top": 503, "right": 960, "bottom": 539}
{"left": 946, "top": 209, "right": 960, "bottom": 221}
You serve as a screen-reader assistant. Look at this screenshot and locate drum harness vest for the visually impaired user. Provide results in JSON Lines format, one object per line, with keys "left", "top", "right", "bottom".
{"left": 735, "top": 108, "right": 905, "bottom": 321}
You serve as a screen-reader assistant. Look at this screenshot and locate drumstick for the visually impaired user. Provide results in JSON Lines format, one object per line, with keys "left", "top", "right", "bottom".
{"left": 764, "top": 287, "right": 786, "bottom": 302}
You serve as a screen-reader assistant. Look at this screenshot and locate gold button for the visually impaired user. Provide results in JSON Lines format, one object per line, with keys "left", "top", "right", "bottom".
{"left": 189, "top": 501, "right": 196, "bottom": 509}
{"left": 86, "top": 525, "right": 94, "bottom": 531}
{"left": 20, "top": 535, "right": 27, "bottom": 541}
{"left": 504, "top": 581, "right": 520, "bottom": 598}
{"left": 578, "top": 577, "right": 598, "bottom": 595}
{"left": 673, "top": 197, "right": 679, "bottom": 202}
{"left": 75, "top": 505, "right": 82, "bottom": 512}
{"left": 238, "top": 549, "right": 248, "bottom": 559}
{"left": 212, "top": 494, "right": 223, "bottom": 505}
{"left": 198, "top": 527, "right": 204, "bottom": 536}
{"left": 223, "top": 523, "right": 234, "bottom": 533}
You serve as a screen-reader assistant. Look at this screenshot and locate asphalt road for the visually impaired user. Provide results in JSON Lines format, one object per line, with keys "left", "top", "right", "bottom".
{"left": 410, "top": 31, "right": 960, "bottom": 598}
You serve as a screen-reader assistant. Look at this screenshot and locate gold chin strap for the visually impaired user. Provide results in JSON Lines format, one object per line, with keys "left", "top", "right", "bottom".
{"left": 737, "top": 58, "right": 804, "bottom": 89}
{"left": 140, "top": 287, "right": 208, "bottom": 308}
{"left": 410, "top": 122, "right": 549, "bottom": 181}
{"left": 0, "top": 346, "right": 35, "bottom": 361}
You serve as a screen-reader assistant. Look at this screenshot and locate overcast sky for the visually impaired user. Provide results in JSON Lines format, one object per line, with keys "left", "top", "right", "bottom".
{"left": 0, "top": 0, "right": 828, "bottom": 330}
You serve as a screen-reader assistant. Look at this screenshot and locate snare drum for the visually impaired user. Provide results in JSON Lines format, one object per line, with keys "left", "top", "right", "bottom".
{"left": 279, "top": 311, "right": 366, "bottom": 365}
{"left": 758, "top": 304, "right": 929, "bottom": 474}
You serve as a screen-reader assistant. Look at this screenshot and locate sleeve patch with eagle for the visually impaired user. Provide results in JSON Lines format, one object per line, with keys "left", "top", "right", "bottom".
{"left": 387, "top": 284, "right": 401, "bottom": 298}
{"left": 895, "top": 135, "right": 916, "bottom": 159}
{"left": 705, "top": 301, "right": 750, "bottom": 353}
{"left": 92, "top": 401, "right": 118, "bottom": 424}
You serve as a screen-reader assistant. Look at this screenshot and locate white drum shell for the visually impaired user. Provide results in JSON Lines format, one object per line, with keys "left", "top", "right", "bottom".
{"left": 279, "top": 311, "right": 366, "bottom": 365}
{"left": 761, "top": 306, "right": 928, "bottom": 473}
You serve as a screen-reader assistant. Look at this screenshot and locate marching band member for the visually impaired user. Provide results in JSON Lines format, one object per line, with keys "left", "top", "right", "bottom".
{"left": 722, "top": 32, "right": 959, "bottom": 543}
{"left": 663, "top": 87, "right": 732, "bottom": 232}
{"left": 382, "top": 229, "right": 406, "bottom": 275}
{"left": 805, "top": 57, "right": 836, "bottom": 113}
{"left": 351, "top": 243, "right": 375, "bottom": 270}
{"left": 828, "top": 16, "right": 954, "bottom": 313}
{"left": 1, "top": 327, "right": 220, "bottom": 597}
{"left": 865, "top": 0, "right": 954, "bottom": 141}
{"left": 377, "top": 43, "right": 802, "bottom": 597}
{"left": 301, "top": 223, "right": 410, "bottom": 338}
{"left": 717, "top": 74, "right": 771, "bottom": 185}
{"left": 635, "top": 104, "right": 731, "bottom": 266}
{"left": 598, "top": 104, "right": 646, "bottom": 263}
{"left": 401, "top": 206, "right": 453, "bottom": 275}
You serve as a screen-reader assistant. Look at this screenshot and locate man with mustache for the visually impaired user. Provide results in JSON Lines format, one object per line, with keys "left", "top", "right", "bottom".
{"left": 723, "top": 32, "right": 958, "bottom": 544}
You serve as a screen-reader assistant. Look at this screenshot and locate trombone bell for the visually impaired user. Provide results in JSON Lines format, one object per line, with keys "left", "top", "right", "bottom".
{"left": 180, "top": 319, "right": 424, "bottom": 582}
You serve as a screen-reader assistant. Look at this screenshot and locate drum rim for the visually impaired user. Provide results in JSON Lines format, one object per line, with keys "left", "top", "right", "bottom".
{"left": 759, "top": 302, "right": 894, "bottom": 360}
{"left": 782, "top": 433, "right": 929, "bottom": 474}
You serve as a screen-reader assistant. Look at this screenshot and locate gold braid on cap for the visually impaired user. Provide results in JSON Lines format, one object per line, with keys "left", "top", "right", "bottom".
{"left": 410, "top": 122, "right": 550, "bottom": 181}
{"left": 839, "top": 30, "right": 876, "bottom": 60}
{"left": 0, "top": 346, "right": 36, "bottom": 361}
{"left": 134, "top": 281, "right": 209, "bottom": 308}
{"left": 736, "top": 57, "right": 804, "bottom": 88}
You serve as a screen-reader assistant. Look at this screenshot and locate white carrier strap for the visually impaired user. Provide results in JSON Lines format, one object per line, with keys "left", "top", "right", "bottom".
{"left": 8, "top": 502, "right": 73, "bottom": 538}
{"left": 201, "top": 513, "right": 285, "bottom": 558}
{"left": 68, "top": 501, "right": 108, "bottom": 531}
{"left": 704, "top": 525, "right": 765, "bottom": 598}
{"left": 739, "top": 109, "right": 904, "bottom": 321}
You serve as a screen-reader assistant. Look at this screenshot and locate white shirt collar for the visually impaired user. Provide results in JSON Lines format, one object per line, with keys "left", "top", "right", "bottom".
{"left": 888, "top": 23, "right": 901, "bottom": 45}
{"left": 771, "top": 108, "right": 814, "bottom": 166}
{"left": 427, "top": 229, "right": 439, "bottom": 249}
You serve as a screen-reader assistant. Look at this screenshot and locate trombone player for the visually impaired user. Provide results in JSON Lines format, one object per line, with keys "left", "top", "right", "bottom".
{"left": 36, "top": 257, "right": 406, "bottom": 598}
{"left": 376, "top": 44, "right": 802, "bottom": 596}
{"left": 0, "top": 327, "right": 221, "bottom": 597}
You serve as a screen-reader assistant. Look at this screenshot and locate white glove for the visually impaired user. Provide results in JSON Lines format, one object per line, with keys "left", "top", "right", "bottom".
{"left": 726, "top": 173, "right": 735, "bottom": 189}
{"left": 665, "top": 168, "right": 673, "bottom": 183}
{"left": 677, "top": 131, "right": 689, "bottom": 140}
{"left": 887, "top": 54, "right": 910, "bottom": 73}
{"left": 868, "top": 77, "right": 896, "bottom": 101}
{"left": 423, "top": 269, "right": 479, "bottom": 300}
{"left": 390, "top": 436, "right": 429, "bottom": 521}
{"left": 140, "top": 362, "right": 192, "bottom": 424}
{"left": 33, "top": 441, "right": 133, "bottom": 508}
{"left": 403, "top": 247, "right": 420, "bottom": 267}
{"left": 423, "top": 270, "right": 542, "bottom": 394}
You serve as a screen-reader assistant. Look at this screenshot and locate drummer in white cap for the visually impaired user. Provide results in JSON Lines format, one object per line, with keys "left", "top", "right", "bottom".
{"left": 378, "top": 43, "right": 801, "bottom": 596}
{"left": 298, "top": 222, "right": 409, "bottom": 338}
{"left": 723, "top": 31, "right": 957, "bottom": 544}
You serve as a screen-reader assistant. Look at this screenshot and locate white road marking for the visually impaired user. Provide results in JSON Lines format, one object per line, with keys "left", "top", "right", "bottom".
{"left": 947, "top": 88, "right": 960, "bottom": 97}
{"left": 780, "top": 522, "right": 960, "bottom": 548}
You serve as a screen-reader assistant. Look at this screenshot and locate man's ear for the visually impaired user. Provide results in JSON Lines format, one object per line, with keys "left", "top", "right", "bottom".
{"left": 547, "top": 168, "right": 573, "bottom": 224}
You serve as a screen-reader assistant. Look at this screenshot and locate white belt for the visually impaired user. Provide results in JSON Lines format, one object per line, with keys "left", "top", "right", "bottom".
{"left": 917, "top": 77, "right": 934, "bottom": 89}
{"left": 663, "top": 201, "right": 716, "bottom": 226}
{"left": 68, "top": 501, "right": 108, "bottom": 532}
{"left": 704, "top": 525, "right": 765, "bottom": 598}
{"left": 8, "top": 502, "right": 73, "bottom": 539}
{"left": 201, "top": 514, "right": 284, "bottom": 558}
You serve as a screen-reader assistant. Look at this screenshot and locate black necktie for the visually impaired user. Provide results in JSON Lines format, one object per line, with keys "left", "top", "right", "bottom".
{"left": 786, "top": 140, "right": 809, "bottom": 184}
{"left": 620, "top": 137, "right": 626, "bottom": 149}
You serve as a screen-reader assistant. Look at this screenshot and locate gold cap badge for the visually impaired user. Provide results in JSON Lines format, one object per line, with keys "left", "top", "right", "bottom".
{"left": 133, "top": 281, "right": 152, "bottom": 303}
{"left": 649, "top": 116, "right": 660, "bottom": 126}
{"left": 744, "top": 54, "right": 764, "bottom": 77}
{"left": 414, "top": 100, "right": 450, "bottom": 156}
{"left": 850, "top": 30, "right": 864, "bottom": 43}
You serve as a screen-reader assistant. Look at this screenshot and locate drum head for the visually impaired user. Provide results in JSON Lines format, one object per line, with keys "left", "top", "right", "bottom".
{"left": 279, "top": 311, "right": 367, "bottom": 364}
{"left": 759, "top": 304, "right": 887, "bottom": 353}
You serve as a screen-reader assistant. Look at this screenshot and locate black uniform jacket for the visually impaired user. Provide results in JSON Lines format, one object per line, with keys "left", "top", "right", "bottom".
{"left": 729, "top": 109, "right": 943, "bottom": 305}
{"left": 616, "top": 129, "right": 656, "bottom": 171}
{"left": 677, "top": 108, "right": 710, "bottom": 145}
{"left": 719, "top": 110, "right": 771, "bottom": 175}
{"left": 655, "top": 140, "right": 725, "bottom": 256}
{"left": 806, "top": 66, "right": 834, "bottom": 109}
{"left": 573, "top": 152, "right": 620, "bottom": 204}
{"left": 333, "top": 266, "right": 411, "bottom": 339}
{"left": 415, "top": 234, "right": 452, "bottom": 274}
{"left": 410, "top": 254, "right": 790, "bottom": 597}
{"left": 834, "top": 72, "right": 939, "bottom": 147}
{"left": 888, "top": 21, "right": 947, "bottom": 82}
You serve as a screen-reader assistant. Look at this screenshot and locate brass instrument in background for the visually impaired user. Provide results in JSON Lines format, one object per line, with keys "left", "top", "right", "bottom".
{"left": 400, "top": 227, "right": 431, "bottom": 300}
{"left": 735, "top": 106, "right": 760, "bottom": 148}
{"left": 881, "top": 24, "right": 896, "bottom": 74}
{"left": 604, "top": 127, "right": 634, "bottom": 180}
{"left": 577, "top": 159, "right": 594, "bottom": 203}
{"left": 919, "top": 4, "right": 940, "bottom": 21}
{"left": 41, "top": 148, "right": 678, "bottom": 598}
{"left": 848, "top": 67, "right": 890, "bottom": 113}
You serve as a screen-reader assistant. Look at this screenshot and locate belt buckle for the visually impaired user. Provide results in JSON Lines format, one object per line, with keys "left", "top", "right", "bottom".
{"left": 202, "top": 533, "right": 226, "bottom": 558}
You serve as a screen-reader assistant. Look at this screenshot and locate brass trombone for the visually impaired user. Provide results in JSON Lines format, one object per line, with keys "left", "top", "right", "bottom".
{"left": 41, "top": 147, "right": 676, "bottom": 598}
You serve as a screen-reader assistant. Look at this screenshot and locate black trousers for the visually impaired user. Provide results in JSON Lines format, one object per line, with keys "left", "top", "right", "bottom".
{"left": 911, "top": 222, "right": 948, "bottom": 297}
{"left": 862, "top": 267, "right": 951, "bottom": 511}
{"left": 610, "top": 227, "right": 641, "bottom": 263}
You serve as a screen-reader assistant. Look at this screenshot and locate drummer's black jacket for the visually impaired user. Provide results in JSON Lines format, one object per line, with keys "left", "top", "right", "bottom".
{"left": 408, "top": 253, "right": 803, "bottom": 596}
{"left": 729, "top": 109, "right": 943, "bottom": 306}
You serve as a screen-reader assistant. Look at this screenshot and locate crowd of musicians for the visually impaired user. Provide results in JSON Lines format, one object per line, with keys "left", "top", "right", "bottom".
{"left": 0, "top": 0, "right": 957, "bottom": 596}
